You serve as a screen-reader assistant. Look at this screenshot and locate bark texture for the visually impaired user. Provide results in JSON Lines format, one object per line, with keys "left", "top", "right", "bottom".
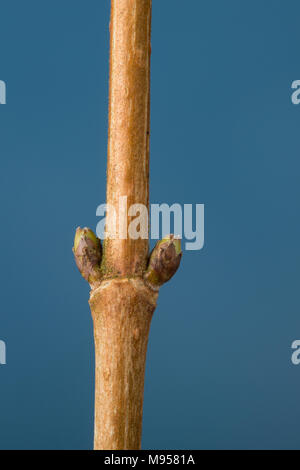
{"left": 90, "top": 278, "right": 158, "bottom": 450}
{"left": 105, "top": 0, "right": 152, "bottom": 277}
{"left": 73, "top": 0, "right": 182, "bottom": 450}
{"left": 93, "top": 0, "right": 154, "bottom": 450}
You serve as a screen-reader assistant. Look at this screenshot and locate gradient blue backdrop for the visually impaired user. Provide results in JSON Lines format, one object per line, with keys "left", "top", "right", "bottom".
{"left": 1, "top": 0, "right": 300, "bottom": 449}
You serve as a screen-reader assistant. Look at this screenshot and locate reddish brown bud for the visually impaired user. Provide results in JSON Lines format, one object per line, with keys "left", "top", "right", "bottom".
{"left": 73, "top": 227, "right": 102, "bottom": 286}
{"left": 144, "top": 235, "right": 182, "bottom": 289}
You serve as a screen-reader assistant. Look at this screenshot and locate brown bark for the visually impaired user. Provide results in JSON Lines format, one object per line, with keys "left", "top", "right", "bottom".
{"left": 73, "top": 0, "right": 182, "bottom": 450}
{"left": 105, "top": 0, "right": 152, "bottom": 277}
{"left": 92, "top": 0, "right": 154, "bottom": 450}
{"left": 90, "top": 278, "right": 157, "bottom": 450}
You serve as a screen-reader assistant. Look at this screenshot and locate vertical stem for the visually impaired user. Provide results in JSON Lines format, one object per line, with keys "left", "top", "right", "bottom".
{"left": 90, "top": 278, "right": 157, "bottom": 450}
{"left": 91, "top": 0, "right": 154, "bottom": 450}
{"left": 105, "top": 0, "right": 152, "bottom": 276}
{"left": 73, "top": 0, "right": 182, "bottom": 450}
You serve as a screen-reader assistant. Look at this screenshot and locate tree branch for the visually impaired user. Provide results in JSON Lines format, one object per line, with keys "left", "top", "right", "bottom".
{"left": 72, "top": 0, "right": 182, "bottom": 450}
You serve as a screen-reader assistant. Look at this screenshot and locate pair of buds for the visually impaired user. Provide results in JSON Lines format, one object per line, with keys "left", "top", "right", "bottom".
{"left": 73, "top": 227, "right": 182, "bottom": 290}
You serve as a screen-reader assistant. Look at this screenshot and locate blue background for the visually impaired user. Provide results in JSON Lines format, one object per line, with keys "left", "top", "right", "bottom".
{"left": 0, "top": 0, "right": 300, "bottom": 449}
